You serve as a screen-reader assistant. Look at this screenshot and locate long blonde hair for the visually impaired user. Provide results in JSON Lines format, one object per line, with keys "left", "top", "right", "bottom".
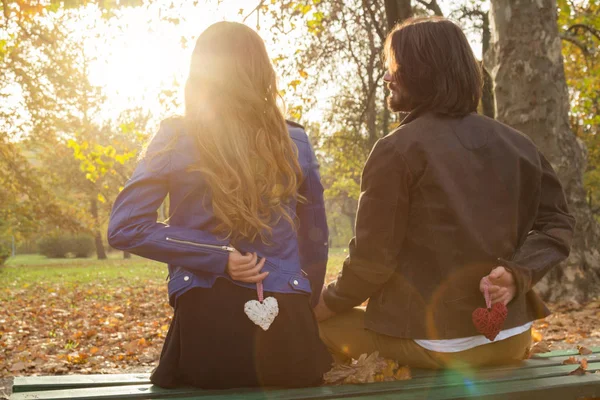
{"left": 184, "top": 21, "right": 302, "bottom": 243}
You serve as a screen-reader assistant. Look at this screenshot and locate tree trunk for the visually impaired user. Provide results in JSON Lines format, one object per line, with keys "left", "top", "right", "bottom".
{"left": 94, "top": 231, "right": 107, "bottom": 260}
{"left": 384, "top": 0, "right": 412, "bottom": 31}
{"left": 366, "top": 73, "right": 378, "bottom": 148}
{"left": 90, "top": 197, "right": 107, "bottom": 260}
{"left": 481, "top": 11, "right": 495, "bottom": 119}
{"left": 481, "top": 67, "right": 495, "bottom": 119}
{"left": 487, "top": 0, "right": 600, "bottom": 302}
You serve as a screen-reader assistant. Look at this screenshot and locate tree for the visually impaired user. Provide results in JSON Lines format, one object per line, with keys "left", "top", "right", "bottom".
{"left": 0, "top": 136, "right": 84, "bottom": 241}
{"left": 450, "top": 1, "right": 495, "bottom": 119}
{"left": 256, "top": 0, "right": 444, "bottom": 241}
{"left": 557, "top": 0, "right": 600, "bottom": 220}
{"left": 487, "top": 0, "right": 600, "bottom": 302}
{"left": 1, "top": 0, "right": 148, "bottom": 258}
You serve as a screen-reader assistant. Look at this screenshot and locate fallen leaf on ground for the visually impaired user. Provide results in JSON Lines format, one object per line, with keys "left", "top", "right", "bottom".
{"left": 394, "top": 366, "right": 411, "bottom": 380}
{"left": 578, "top": 345, "right": 592, "bottom": 355}
{"left": 528, "top": 341, "right": 551, "bottom": 357}
{"left": 323, "top": 352, "right": 411, "bottom": 385}
{"left": 562, "top": 356, "right": 579, "bottom": 365}
{"left": 568, "top": 366, "right": 587, "bottom": 376}
{"left": 531, "top": 328, "right": 543, "bottom": 342}
{"left": 9, "top": 362, "right": 26, "bottom": 372}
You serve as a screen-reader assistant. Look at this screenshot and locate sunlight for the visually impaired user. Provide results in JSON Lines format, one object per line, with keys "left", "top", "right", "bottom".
{"left": 80, "top": 0, "right": 267, "bottom": 126}
{"left": 61, "top": 0, "right": 480, "bottom": 130}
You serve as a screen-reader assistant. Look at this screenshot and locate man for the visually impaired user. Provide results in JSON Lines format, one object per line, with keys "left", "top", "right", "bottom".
{"left": 313, "top": 17, "right": 576, "bottom": 369}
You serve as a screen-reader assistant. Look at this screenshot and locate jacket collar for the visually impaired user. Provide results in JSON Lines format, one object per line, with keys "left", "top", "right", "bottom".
{"left": 400, "top": 108, "right": 478, "bottom": 127}
{"left": 399, "top": 105, "right": 431, "bottom": 126}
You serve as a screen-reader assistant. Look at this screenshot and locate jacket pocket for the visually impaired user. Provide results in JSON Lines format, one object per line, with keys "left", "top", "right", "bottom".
{"left": 167, "top": 270, "right": 195, "bottom": 307}
{"left": 287, "top": 275, "right": 312, "bottom": 294}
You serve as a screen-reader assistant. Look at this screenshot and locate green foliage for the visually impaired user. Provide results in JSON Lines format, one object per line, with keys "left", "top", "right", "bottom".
{"left": 38, "top": 235, "right": 72, "bottom": 259}
{"left": 558, "top": 0, "right": 600, "bottom": 219}
{"left": 262, "top": 0, "right": 444, "bottom": 244}
{"left": 69, "top": 234, "right": 96, "bottom": 258}
{"left": 0, "top": 242, "right": 10, "bottom": 265}
{"left": 1, "top": 0, "right": 151, "bottom": 252}
{"left": 0, "top": 138, "right": 84, "bottom": 240}
{"left": 37, "top": 234, "right": 95, "bottom": 258}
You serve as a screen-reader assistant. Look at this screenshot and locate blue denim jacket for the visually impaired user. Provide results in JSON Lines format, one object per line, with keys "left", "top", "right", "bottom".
{"left": 107, "top": 119, "right": 328, "bottom": 307}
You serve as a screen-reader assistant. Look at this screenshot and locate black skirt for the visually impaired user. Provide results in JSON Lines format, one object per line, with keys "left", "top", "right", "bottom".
{"left": 150, "top": 278, "right": 333, "bottom": 389}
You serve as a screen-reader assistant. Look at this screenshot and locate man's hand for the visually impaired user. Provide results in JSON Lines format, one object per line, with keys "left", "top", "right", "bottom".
{"left": 313, "top": 285, "right": 336, "bottom": 322}
{"left": 226, "top": 250, "right": 268, "bottom": 283}
{"left": 480, "top": 266, "right": 517, "bottom": 306}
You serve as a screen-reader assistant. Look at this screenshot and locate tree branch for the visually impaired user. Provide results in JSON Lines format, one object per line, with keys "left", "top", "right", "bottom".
{"left": 365, "top": 0, "right": 386, "bottom": 42}
{"left": 560, "top": 32, "right": 590, "bottom": 56}
{"left": 243, "top": 0, "right": 266, "bottom": 23}
{"left": 416, "top": 0, "right": 443, "bottom": 16}
{"left": 357, "top": 69, "right": 385, "bottom": 129}
{"left": 339, "top": 7, "right": 368, "bottom": 94}
{"left": 2, "top": 0, "right": 9, "bottom": 22}
{"left": 568, "top": 24, "right": 600, "bottom": 41}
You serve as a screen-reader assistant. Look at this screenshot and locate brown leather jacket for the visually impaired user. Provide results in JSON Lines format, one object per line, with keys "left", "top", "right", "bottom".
{"left": 323, "top": 111, "right": 576, "bottom": 339}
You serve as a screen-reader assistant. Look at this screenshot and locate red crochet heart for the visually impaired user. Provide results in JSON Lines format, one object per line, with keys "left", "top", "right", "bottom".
{"left": 472, "top": 302, "right": 508, "bottom": 341}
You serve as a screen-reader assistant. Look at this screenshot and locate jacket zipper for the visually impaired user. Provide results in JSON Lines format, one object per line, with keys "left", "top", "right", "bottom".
{"left": 166, "top": 237, "right": 235, "bottom": 252}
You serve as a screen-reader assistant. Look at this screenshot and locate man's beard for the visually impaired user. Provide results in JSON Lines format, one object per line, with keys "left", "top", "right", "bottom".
{"left": 386, "top": 88, "right": 413, "bottom": 113}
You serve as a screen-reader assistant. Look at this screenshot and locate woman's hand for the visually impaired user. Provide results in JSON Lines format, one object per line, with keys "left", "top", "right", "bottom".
{"left": 226, "top": 250, "right": 269, "bottom": 283}
{"left": 480, "top": 266, "right": 517, "bottom": 306}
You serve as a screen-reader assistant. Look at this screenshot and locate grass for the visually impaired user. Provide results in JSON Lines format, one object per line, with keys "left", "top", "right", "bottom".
{"left": 326, "top": 247, "right": 347, "bottom": 280}
{"left": 0, "top": 248, "right": 348, "bottom": 288}
{"left": 0, "top": 253, "right": 165, "bottom": 288}
{"left": 5, "top": 252, "right": 126, "bottom": 266}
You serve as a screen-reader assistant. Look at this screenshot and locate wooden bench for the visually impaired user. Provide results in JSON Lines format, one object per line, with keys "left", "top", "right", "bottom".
{"left": 10, "top": 348, "right": 600, "bottom": 400}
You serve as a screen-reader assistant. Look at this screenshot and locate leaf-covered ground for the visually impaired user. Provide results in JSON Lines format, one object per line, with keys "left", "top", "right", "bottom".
{"left": 0, "top": 255, "right": 172, "bottom": 377}
{"left": 1, "top": 251, "right": 599, "bottom": 381}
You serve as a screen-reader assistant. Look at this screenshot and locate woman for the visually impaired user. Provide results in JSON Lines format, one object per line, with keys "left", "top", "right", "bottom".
{"left": 108, "top": 21, "right": 332, "bottom": 389}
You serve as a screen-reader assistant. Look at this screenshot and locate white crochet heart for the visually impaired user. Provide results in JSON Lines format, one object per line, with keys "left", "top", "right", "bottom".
{"left": 244, "top": 297, "right": 279, "bottom": 331}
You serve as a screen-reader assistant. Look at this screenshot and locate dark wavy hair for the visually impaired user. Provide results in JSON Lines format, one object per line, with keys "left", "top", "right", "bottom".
{"left": 384, "top": 17, "right": 483, "bottom": 117}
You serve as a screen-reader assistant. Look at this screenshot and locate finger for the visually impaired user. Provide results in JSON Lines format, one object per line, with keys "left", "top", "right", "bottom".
{"left": 492, "top": 289, "right": 509, "bottom": 302}
{"left": 490, "top": 286, "right": 507, "bottom": 296}
{"left": 491, "top": 290, "right": 507, "bottom": 303}
{"left": 492, "top": 293, "right": 510, "bottom": 306}
{"left": 487, "top": 285, "right": 503, "bottom": 294}
{"left": 237, "top": 271, "right": 269, "bottom": 283}
{"left": 479, "top": 276, "right": 492, "bottom": 292}
{"left": 238, "top": 252, "right": 259, "bottom": 270}
{"left": 231, "top": 257, "right": 266, "bottom": 278}
{"left": 230, "top": 253, "right": 259, "bottom": 272}
{"left": 489, "top": 266, "right": 506, "bottom": 281}
{"left": 479, "top": 278, "right": 487, "bottom": 292}
{"left": 229, "top": 251, "right": 253, "bottom": 265}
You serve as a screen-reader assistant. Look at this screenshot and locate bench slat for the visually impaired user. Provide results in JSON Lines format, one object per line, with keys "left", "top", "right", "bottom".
{"left": 12, "top": 375, "right": 150, "bottom": 393}
{"left": 11, "top": 363, "right": 600, "bottom": 400}
{"left": 13, "top": 352, "right": 600, "bottom": 393}
{"left": 530, "top": 346, "right": 600, "bottom": 359}
{"left": 347, "top": 373, "right": 600, "bottom": 400}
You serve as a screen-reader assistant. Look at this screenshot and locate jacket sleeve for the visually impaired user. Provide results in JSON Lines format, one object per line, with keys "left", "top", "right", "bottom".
{"left": 500, "top": 153, "right": 576, "bottom": 298}
{"left": 323, "top": 137, "right": 412, "bottom": 312}
{"left": 107, "top": 121, "right": 230, "bottom": 274}
{"left": 296, "top": 137, "right": 329, "bottom": 307}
